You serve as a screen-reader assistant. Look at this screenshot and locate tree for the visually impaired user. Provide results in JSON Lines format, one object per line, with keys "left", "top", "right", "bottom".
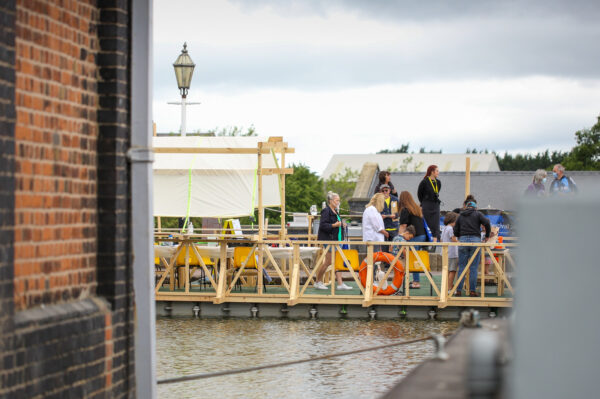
{"left": 563, "top": 116, "right": 600, "bottom": 171}
{"left": 323, "top": 167, "right": 359, "bottom": 213}
{"left": 284, "top": 163, "right": 323, "bottom": 216}
{"left": 378, "top": 143, "right": 410, "bottom": 153}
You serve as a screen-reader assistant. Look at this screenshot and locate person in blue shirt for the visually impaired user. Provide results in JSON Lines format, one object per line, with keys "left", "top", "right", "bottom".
{"left": 549, "top": 164, "right": 578, "bottom": 195}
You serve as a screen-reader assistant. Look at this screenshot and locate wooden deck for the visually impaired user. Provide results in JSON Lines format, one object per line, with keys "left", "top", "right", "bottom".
{"left": 154, "top": 237, "right": 515, "bottom": 310}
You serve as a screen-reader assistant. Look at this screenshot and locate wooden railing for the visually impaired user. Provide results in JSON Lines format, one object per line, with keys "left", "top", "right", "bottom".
{"left": 153, "top": 234, "right": 516, "bottom": 308}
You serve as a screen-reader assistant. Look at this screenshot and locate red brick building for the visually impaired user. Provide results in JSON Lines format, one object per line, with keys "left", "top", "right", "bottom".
{"left": 1, "top": 0, "right": 153, "bottom": 397}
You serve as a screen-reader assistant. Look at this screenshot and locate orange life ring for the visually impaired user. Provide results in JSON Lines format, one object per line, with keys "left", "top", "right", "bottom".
{"left": 359, "top": 252, "right": 405, "bottom": 296}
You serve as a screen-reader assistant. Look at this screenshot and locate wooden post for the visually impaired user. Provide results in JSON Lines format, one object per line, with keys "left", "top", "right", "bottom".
{"left": 307, "top": 216, "right": 313, "bottom": 246}
{"left": 330, "top": 245, "right": 335, "bottom": 295}
{"left": 153, "top": 122, "right": 156, "bottom": 136}
{"left": 480, "top": 244, "right": 485, "bottom": 298}
{"left": 157, "top": 216, "right": 162, "bottom": 232}
{"left": 258, "top": 243, "right": 264, "bottom": 295}
{"left": 465, "top": 156, "right": 471, "bottom": 198}
{"left": 258, "top": 142, "right": 264, "bottom": 239}
{"left": 363, "top": 244, "right": 374, "bottom": 306}
{"left": 214, "top": 241, "right": 228, "bottom": 303}
{"left": 439, "top": 245, "right": 449, "bottom": 307}
{"left": 280, "top": 145, "right": 286, "bottom": 239}
{"left": 288, "top": 244, "right": 300, "bottom": 305}
{"left": 184, "top": 241, "right": 190, "bottom": 293}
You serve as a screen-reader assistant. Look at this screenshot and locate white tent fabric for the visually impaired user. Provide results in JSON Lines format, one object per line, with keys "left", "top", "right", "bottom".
{"left": 153, "top": 136, "right": 282, "bottom": 217}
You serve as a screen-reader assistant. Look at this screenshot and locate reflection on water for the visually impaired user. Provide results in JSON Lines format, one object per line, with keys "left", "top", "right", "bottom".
{"left": 156, "top": 318, "right": 458, "bottom": 399}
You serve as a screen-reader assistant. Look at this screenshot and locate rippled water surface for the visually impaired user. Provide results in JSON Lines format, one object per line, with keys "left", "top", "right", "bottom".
{"left": 156, "top": 317, "right": 458, "bottom": 399}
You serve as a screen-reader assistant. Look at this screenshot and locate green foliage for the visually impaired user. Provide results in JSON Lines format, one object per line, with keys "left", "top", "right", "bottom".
{"left": 378, "top": 143, "right": 410, "bottom": 153}
{"left": 494, "top": 150, "right": 568, "bottom": 171}
{"left": 378, "top": 143, "right": 441, "bottom": 154}
{"left": 285, "top": 163, "right": 324, "bottom": 215}
{"left": 563, "top": 116, "right": 600, "bottom": 171}
{"left": 206, "top": 125, "right": 257, "bottom": 137}
{"left": 324, "top": 167, "right": 359, "bottom": 212}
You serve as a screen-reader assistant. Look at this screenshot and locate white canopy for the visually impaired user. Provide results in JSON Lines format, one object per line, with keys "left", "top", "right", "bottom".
{"left": 153, "top": 136, "right": 282, "bottom": 217}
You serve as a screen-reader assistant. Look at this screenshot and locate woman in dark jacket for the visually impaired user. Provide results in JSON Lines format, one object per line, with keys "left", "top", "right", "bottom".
{"left": 417, "top": 165, "right": 441, "bottom": 241}
{"left": 398, "top": 191, "right": 426, "bottom": 289}
{"left": 316, "top": 191, "right": 351, "bottom": 290}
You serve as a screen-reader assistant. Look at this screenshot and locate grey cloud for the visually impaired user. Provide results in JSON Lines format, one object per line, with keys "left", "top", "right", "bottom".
{"left": 154, "top": 16, "right": 600, "bottom": 94}
{"left": 231, "top": 0, "right": 600, "bottom": 23}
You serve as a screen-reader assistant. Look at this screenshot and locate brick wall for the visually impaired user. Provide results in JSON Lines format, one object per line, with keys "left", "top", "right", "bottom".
{"left": 14, "top": 0, "right": 99, "bottom": 310}
{"left": 0, "top": 0, "right": 136, "bottom": 397}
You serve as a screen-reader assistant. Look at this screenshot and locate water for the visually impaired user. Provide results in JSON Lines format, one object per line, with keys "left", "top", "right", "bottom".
{"left": 156, "top": 318, "right": 458, "bottom": 399}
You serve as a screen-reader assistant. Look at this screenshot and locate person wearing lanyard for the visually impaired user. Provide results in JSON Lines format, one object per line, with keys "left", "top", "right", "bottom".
{"left": 315, "top": 191, "right": 352, "bottom": 290}
{"left": 379, "top": 184, "right": 399, "bottom": 251}
{"left": 417, "top": 165, "right": 442, "bottom": 241}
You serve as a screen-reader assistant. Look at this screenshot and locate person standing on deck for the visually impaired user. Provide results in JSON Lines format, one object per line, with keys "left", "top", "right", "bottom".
{"left": 362, "top": 193, "right": 388, "bottom": 253}
{"left": 374, "top": 170, "right": 398, "bottom": 197}
{"left": 398, "top": 191, "right": 427, "bottom": 289}
{"left": 379, "top": 184, "right": 399, "bottom": 252}
{"left": 549, "top": 164, "right": 578, "bottom": 195}
{"left": 315, "top": 191, "right": 352, "bottom": 291}
{"left": 417, "top": 165, "right": 442, "bottom": 241}
{"left": 453, "top": 197, "right": 491, "bottom": 297}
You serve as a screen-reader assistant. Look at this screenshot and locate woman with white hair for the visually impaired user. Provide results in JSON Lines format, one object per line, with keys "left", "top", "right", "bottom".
{"left": 315, "top": 191, "right": 352, "bottom": 290}
{"left": 525, "top": 169, "right": 547, "bottom": 197}
{"left": 362, "top": 193, "right": 389, "bottom": 252}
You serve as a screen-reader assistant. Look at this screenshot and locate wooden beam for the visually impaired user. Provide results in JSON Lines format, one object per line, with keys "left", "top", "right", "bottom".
{"left": 438, "top": 245, "right": 449, "bottom": 308}
{"left": 362, "top": 245, "right": 374, "bottom": 306}
{"left": 288, "top": 245, "right": 300, "bottom": 305}
{"left": 465, "top": 156, "right": 471, "bottom": 198}
{"left": 261, "top": 168, "right": 294, "bottom": 175}
{"left": 213, "top": 241, "right": 228, "bottom": 303}
{"left": 153, "top": 147, "right": 295, "bottom": 154}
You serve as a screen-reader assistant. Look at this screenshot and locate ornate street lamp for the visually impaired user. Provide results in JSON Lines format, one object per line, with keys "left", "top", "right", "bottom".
{"left": 173, "top": 43, "right": 196, "bottom": 136}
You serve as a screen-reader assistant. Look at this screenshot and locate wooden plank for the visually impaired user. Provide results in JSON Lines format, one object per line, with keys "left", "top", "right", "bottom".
{"left": 300, "top": 245, "right": 329, "bottom": 296}
{"left": 153, "top": 147, "right": 294, "bottom": 154}
{"left": 279, "top": 150, "right": 286, "bottom": 237}
{"left": 288, "top": 245, "right": 300, "bottom": 305}
{"left": 486, "top": 247, "right": 514, "bottom": 294}
{"left": 213, "top": 242, "right": 228, "bottom": 303}
{"left": 185, "top": 243, "right": 190, "bottom": 293}
{"left": 258, "top": 243, "right": 264, "bottom": 295}
{"left": 409, "top": 246, "right": 441, "bottom": 297}
{"left": 480, "top": 245, "right": 485, "bottom": 298}
{"left": 261, "top": 168, "right": 294, "bottom": 175}
{"left": 335, "top": 245, "right": 364, "bottom": 294}
{"left": 226, "top": 244, "right": 257, "bottom": 294}
{"left": 449, "top": 247, "right": 481, "bottom": 296}
{"left": 154, "top": 243, "right": 184, "bottom": 294}
{"left": 438, "top": 245, "right": 449, "bottom": 308}
{"left": 362, "top": 245, "right": 374, "bottom": 306}
{"left": 263, "top": 247, "right": 290, "bottom": 291}
{"left": 465, "top": 156, "right": 471, "bottom": 198}
{"left": 190, "top": 243, "right": 217, "bottom": 289}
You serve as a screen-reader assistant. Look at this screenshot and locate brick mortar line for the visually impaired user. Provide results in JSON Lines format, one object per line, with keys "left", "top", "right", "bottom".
{"left": 15, "top": 79, "right": 100, "bottom": 100}
{"left": 17, "top": 3, "right": 98, "bottom": 32}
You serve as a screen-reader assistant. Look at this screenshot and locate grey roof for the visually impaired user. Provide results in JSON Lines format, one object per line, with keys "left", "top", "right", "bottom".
{"left": 322, "top": 153, "right": 500, "bottom": 179}
{"left": 388, "top": 171, "right": 600, "bottom": 212}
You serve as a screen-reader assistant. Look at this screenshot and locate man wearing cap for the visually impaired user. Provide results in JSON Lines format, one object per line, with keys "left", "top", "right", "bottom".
{"left": 379, "top": 184, "right": 399, "bottom": 250}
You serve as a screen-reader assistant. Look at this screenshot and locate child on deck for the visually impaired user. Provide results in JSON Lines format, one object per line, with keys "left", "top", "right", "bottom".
{"left": 441, "top": 212, "right": 459, "bottom": 292}
{"left": 391, "top": 225, "right": 416, "bottom": 257}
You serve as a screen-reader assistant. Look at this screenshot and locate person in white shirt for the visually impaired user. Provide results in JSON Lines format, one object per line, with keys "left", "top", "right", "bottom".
{"left": 362, "top": 193, "right": 388, "bottom": 252}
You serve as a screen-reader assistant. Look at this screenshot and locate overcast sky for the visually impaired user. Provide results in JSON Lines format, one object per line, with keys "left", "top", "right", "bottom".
{"left": 153, "top": 0, "right": 600, "bottom": 175}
